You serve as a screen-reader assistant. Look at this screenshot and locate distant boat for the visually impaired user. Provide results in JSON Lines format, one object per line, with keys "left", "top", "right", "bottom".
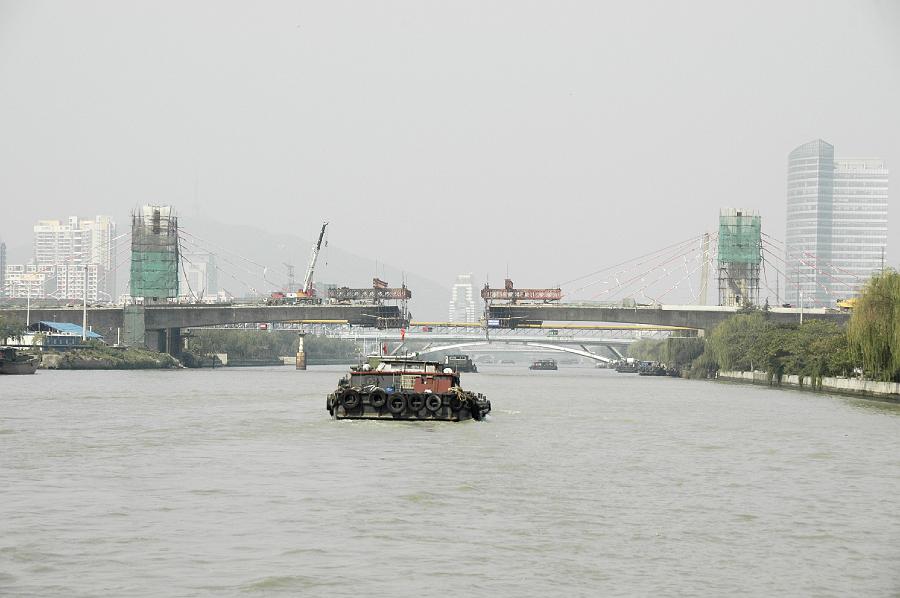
{"left": 443, "top": 354, "right": 478, "bottom": 373}
{"left": 615, "top": 360, "right": 639, "bottom": 373}
{"left": 0, "top": 347, "right": 39, "bottom": 375}
{"left": 529, "top": 359, "right": 558, "bottom": 371}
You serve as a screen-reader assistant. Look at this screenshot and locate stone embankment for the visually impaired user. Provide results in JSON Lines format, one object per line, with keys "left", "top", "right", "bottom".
{"left": 717, "top": 370, "right": 900, "bottom": 402}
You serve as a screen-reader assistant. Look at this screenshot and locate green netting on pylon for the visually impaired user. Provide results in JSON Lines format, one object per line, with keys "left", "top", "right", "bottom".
{"left": 129, "top": 208, "right": 180, "bottom": 299}
{"left": 130, "top": 250, "right": 179, "bottom": 298}
{"left": 718, "top": 213, "right": 761, "bottom": 264}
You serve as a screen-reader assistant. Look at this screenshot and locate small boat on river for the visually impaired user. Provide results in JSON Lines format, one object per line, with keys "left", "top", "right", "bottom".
{"left": 0, "top": 347, "right": 39, "bottom": 375}
{"left": 443, "top": 354, "right": 478, "bottom": 373}
{"left": 529, "top": 359, "right": 558, "bottom": 371}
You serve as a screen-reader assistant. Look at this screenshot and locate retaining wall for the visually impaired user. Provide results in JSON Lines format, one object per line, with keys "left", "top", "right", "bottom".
{"left": 717, "top": 370, "right": 900, "bottom": 401}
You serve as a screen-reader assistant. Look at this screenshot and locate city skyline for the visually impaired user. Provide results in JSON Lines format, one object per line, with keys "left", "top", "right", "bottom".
{"left": 3, "top": 215, "right": 118, "bottom": 302}
{"left": 1, "top": 1, "right": 897, "bottom": 293}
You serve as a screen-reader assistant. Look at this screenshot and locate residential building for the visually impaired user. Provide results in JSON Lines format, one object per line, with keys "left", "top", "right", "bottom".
{"left": 4, "top": 264, "right": 53, "bottom": 300}
{"left": 3, "top": 264, "right": 101, "bottom": 302}
{"left": 33, "top": 215, "right": 117, "bottom": 300}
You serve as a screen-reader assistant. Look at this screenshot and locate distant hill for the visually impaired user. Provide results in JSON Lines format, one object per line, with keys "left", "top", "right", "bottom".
{"left": 177, "top": 218, "right": 452, "bottom": 321}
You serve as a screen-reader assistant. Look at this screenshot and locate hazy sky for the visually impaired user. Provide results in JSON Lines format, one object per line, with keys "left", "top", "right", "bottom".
{"left": 1, "top": 0, "right": 898, "bottom": 300}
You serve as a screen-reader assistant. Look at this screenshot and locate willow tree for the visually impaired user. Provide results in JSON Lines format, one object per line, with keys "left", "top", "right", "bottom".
{"left": 847, "top": 269, "right": 900, "bottom": 382}
{"left": 0, "top": 315, "right": 24, "bottom": 344}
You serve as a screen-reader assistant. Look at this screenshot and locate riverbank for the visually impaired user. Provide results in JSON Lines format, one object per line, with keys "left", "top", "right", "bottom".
{"left": 716, "top": 369, "right": 900, "bottom": 403}
{"left": 41, "top": 345, "right": 179, "bottom": 370}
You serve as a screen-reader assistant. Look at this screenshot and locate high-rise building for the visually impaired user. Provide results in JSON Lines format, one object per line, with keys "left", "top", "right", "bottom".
{"left": 786, "top": 140, "right": 835, "bottom": 308}
{"left": 32, "top": 216, "right": 117, "bottom": 300}
{"left": 785, "top": 140, "right": 888, "bottom": 307}
{"left": 831, "top": 159, "right": 889, "bottom": 300}
{"left": 449, "top": 273, "right": 476, "bottom": 322}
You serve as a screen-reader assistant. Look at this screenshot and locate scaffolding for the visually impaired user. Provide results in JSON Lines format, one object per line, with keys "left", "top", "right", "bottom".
{"left": 130, "top": 205, "right": 179, "bottom": 301}
{"left": 717, "top": 208, "right": 761, "bottom": 307}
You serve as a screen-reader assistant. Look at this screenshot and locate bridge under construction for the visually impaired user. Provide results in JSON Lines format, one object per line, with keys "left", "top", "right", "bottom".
{"left": 0, "top": 205, "right": 854, "bottom": 356}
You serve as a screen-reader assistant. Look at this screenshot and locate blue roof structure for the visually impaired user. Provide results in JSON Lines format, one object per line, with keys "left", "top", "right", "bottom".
{"left": 32, "top": 321, "right": 104, "bottom": 339}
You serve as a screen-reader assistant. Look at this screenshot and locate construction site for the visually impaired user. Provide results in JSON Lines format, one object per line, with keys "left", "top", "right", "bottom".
{"left": 716, "top": 208, "right": 762, "bottom": 307}
{"left": 129, "top": 205, "right": 180, "bottom": 303}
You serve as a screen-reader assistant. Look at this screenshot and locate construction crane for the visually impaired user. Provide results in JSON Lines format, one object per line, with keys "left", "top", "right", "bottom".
{"left": 301, "top": 222, "right": 328, "bottom": 296}
{"left": 267, "top": 222, "right": 328, "bottom": 305}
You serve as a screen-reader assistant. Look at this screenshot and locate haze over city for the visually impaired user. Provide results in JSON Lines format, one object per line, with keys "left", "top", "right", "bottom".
{"left": 1, "top": 0, "right": 898, "bottom": 310}
{"left": 4, "top": 3, "right": 900, "bottom": 597}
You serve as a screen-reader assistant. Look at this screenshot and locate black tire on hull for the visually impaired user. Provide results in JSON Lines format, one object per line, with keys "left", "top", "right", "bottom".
{"left": 425, "top": 394, "right": 442, "bottom": 413}
{"left": 370, "top": 389, "right": 387, "bottom": 408}
{"left": 408, "top": 393, "right": 425, "bottom": 412}
{"left": 387, "top": 393, "right": 407, "bottom": 414}
{"left": 341, "top": 389, "right": 360, "bottom": 410}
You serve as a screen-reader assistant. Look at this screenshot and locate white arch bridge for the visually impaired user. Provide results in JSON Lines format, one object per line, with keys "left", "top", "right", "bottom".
{"left": 409, "top": 341, "right": 617, "bottom": 363}
{"left": 214, "top": 322, "right": 694, "bottom": 364}
{"left": 317, "top": 328, "right": 668, "bottom": 363}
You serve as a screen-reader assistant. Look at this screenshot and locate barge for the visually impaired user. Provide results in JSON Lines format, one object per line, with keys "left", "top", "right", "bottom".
{"left": 327, "top": 356, "right": 490, "bottom": 421}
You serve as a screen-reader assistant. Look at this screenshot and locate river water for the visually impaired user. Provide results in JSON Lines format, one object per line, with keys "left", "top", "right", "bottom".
{"left": 2, "top": 365, "right": 899, "bottom": 597}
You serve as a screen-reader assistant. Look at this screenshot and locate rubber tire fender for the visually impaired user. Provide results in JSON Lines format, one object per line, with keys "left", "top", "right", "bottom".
{"left": 387, "top": 392, "right": 407, "bottom": 414}
{"left": 424, "top": 394, "right": 442, "bottom": 413}
{"left": 408, "top": 393, "right": 425, "bottom": 412}
{"left": 369, "top": 388, "right": 387, "bottom": 408}
{"left": 449, "top": 394, "right": 463, "bottom": 411}
{"left": 341, "top": 389, "right": 361, "bottom": 410}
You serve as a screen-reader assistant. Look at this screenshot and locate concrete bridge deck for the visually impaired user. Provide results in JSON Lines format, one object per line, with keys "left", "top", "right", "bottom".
{"left": 0, "top": 304, "right": 402, "bottom": 351}
{"left": 488, "top": 304, "right": 850, "bottom": 331}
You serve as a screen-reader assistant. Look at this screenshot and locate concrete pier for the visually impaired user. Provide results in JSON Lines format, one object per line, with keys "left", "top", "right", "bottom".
{"left": 296, "top": 333, "right": 307, "bottom": 370}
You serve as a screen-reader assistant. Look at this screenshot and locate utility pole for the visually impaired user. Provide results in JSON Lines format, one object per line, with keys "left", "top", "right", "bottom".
{"left": 284, "top": 263, "right": 295, "bottom": 292}
{"left": 82, "top": 266, "right": 88, "bottom": 341}
{"left": 25, "top": 279, "right": 31, "bottom": 328}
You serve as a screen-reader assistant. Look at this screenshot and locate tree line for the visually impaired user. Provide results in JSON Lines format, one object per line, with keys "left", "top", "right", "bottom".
{"left": 628, "top": 269, "right": 900, "bottom": 384}
{"left": 184, "top": 329, "right": 359, "bottom": 362}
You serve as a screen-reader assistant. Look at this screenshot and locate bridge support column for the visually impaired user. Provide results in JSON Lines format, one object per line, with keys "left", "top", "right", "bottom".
{"left": 123, "top": 305, "right": 146, "bottom": 347}
{"left": 296, "top": 333, "right": 307, "bottom": 370}
{"left": 143, "top": 327, "right": 181, "bottom": 355}
{"left": 165, "top": 328, "right": 182, "bottom": 357}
